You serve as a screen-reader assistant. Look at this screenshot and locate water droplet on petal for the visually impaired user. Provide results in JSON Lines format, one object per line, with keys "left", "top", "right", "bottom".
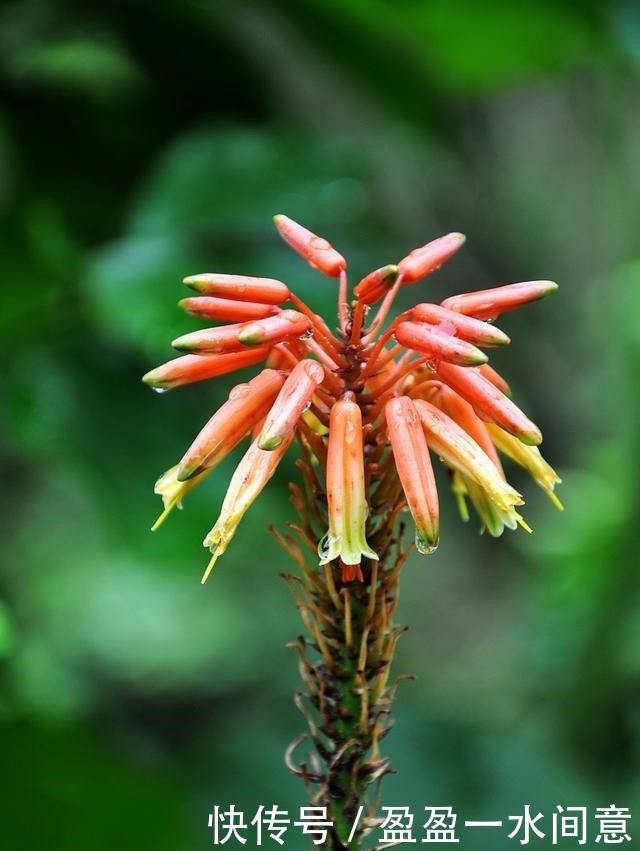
{"left": 153, "top": 387, "right": 168, "bottom": 394}
{"left": 416, "top": 532, "right": 438, "bottom": 555}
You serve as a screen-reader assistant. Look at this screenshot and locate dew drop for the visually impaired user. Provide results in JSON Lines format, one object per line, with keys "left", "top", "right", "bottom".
{"left": 153, "top": 387, "right": 168, "bottom": 394}
{"left": 416, "top": 532, "right": 439, "bottom": 555}
{"left": 318, "top": 532, "right": 341, "bottom": 561}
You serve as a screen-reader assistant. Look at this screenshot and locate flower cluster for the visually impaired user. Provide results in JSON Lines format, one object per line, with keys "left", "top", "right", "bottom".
{"left": 144, "top": 216, "right": 561, "bottom": 582}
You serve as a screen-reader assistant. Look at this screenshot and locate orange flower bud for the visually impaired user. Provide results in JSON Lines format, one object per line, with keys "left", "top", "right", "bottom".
{"left": 353, "top": 265, "right": 399, "bottom": 305}
{"left": 319, "top": 394, "right": 378, "bottom": 568}
{"left": 177, "top": 368, "right": 286, "bottom": 481}
{"left": 183, "top": 273, "right": 290, "bottom": 304}
{"left": 411, "top": 303, "right": 510, "bottom": 347}
{"left": 172, "top": 310, "right": 311, "bottom": 354}
{"left": 385, "top": 397, "right": 439, "bottom": 554}
{"left": 395, "top": 321, "right": 488, "bottom": 366}
{"left": 435, "top": 361, "right": 542, "bottom": 445}
{"left": 441, "top": 280, "right": 558, "bottom": 320}
{"left": 142, "top": 349, "right": 270, "bottom": 391}
{"left": 274, "top": 214, "right": 347, "bottom": 278}
{"left": 258, "top": 359, "right": 325, "bottom": 450}
{"left": 179, "top": 297, "right": 279, "bottom": 322}
{"left": 397, "top": 232, "right": 465, "bottom": 284}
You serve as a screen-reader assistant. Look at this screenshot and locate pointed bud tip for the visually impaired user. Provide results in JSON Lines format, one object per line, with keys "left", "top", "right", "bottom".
{"left": 237, "top": 328, "right": 265, "bottom": 346}
{"left": 519, "top": 430, "right": 543, "bottom": 447}
{"left": 465, "top": 351, "right": 489, "bottom": 366}
{"left": 182, "top": 275, "right": 206, "bottom": 292}
{"left": 177, "top": 463, "right": 203, "bottom": 482}
{"left": 258, "top": 434, "right": 283, "bottom": 451}
{"left": 201, "top": 550, "right": 219, "bottom": 584}
{"left": 141, "top": 370, "right": 161, "bottom": 388}
{"left": 171, "top": 336, "right": 195, "bottom": 352}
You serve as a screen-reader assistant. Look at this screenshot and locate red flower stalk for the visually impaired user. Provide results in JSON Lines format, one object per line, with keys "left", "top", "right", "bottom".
{"left": 145, "top": 215, "right": 561, "bottom": 579}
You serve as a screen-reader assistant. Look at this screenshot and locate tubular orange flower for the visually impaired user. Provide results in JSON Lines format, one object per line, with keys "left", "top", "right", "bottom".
{"left": 385, "top": 396, "right": 439, "bottom": 554}
{"left": 397, "top": 232, "right": 466, "bottom": 283}
{"left": 179, "top": 296, "right": 279, "bottom": 322}
{"left": 142, "top": 349, "right": 270, "bottom": 391}
{"left": 435, "top": 360, "right": 542, "bottom": 445}
{"left": 442, "top": 279, "right": 558, "bottom": 320}
{"left": 411, "top": 303, "right": 510, "bottom": 347}
{"left": 319, "top": 394, "right": 378, "bottom": 572}
{"left": 258, "top": 359, "right": 325, "bottom": 450}
{"left": 395, "top": 320, "right": 488, "bottom": 366}
{"left": 183, "top": 273, "right": 290, "bottom": 304}
{"left": 172, "top": 310, "right": 311, "bottom": 354}
{"left": 274, "top": 214, "right": 347, "bottom": 278}
{"left": 177, "top": 368, "right": 285, "bottom": 481}
{"left": 144, "top": 216, "right": 560, "bottom": 579}
{"left": 353, "top": 264, "right": 399, "bottom": 306}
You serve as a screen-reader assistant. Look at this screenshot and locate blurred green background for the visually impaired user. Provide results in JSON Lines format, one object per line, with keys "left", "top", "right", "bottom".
{"left": 1, "top": 0, "right": 639, "bottom": 848}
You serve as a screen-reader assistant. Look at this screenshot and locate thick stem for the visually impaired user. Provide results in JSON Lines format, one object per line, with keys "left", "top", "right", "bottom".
{"left": 281, "top": 515, "right": 412, "bottom": 850}
{"left": 279, "top": 303, "right": 413, "bottom": 850}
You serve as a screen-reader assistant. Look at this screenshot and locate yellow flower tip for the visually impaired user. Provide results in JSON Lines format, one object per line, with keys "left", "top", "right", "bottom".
{"left": 201, "top": 549, "right": 220, "bottom": 584}
{"left": 171, "top": 334, "right": 197, "bottom": 353}
{"left": 466, "top": 349, "right": 489, "bottom": 366}
{"left": 177, "top": 462, "right": 203, "bottom": 482}
{"left": 150, "top": 501, "right": 176, "bottom": 532}
{"left": 548, "top": 490, "right": 564, "bottom": 511}
{"left": 141, "top": 368, "right": 165, "bottom": 389}
{"left": 516, "top": 514, "right": 533, "bottom": 534}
